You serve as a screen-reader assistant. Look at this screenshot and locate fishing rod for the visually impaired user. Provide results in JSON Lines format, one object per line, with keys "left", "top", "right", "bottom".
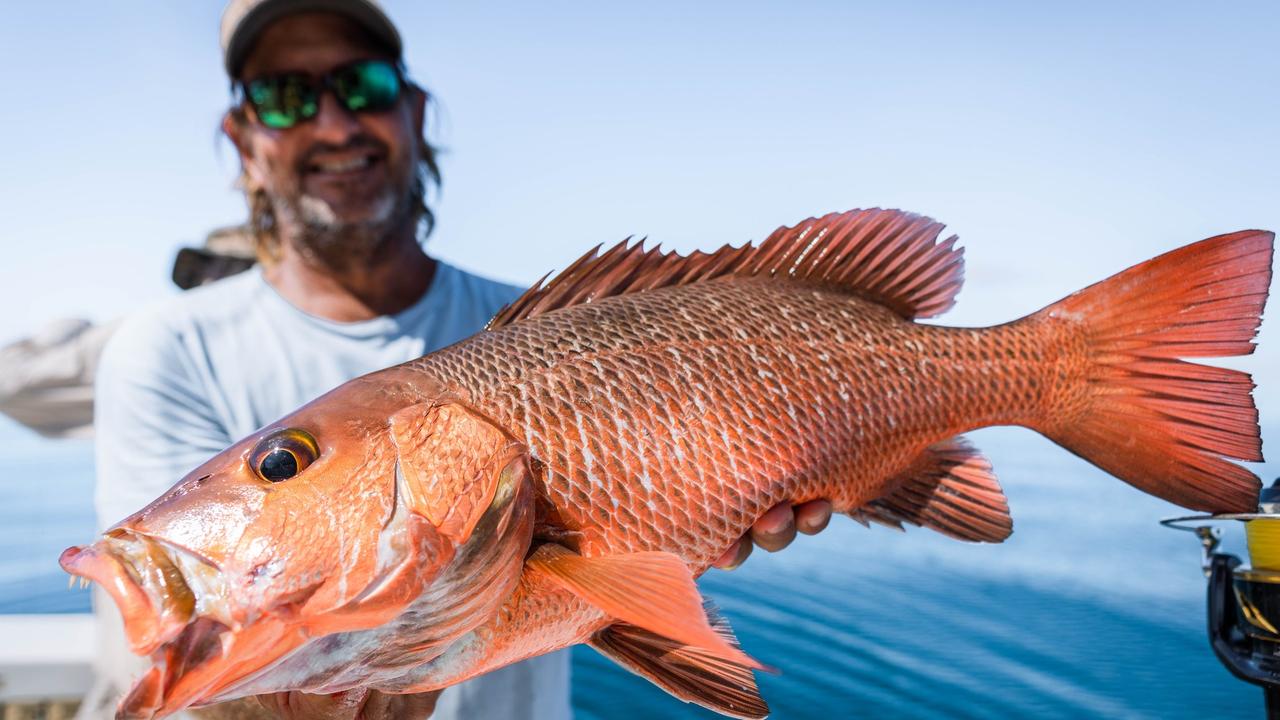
{"left": 1164, "top": 481, "right": 1280, "bottom": 719}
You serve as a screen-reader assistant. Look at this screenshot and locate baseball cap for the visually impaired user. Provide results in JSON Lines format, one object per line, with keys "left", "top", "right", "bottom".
{"left": 221, "top": 0, "right": 402, "bottom": 78}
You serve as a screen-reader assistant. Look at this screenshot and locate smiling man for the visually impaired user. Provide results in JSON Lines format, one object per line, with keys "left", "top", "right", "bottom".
{"left": 86, "top": 1, "right": 829, "bottom": 718}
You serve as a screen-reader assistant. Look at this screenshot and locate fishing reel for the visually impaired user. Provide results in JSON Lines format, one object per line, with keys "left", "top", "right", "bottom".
{"left": 1164, "top": 480, "right": 1280, "bottom": 719}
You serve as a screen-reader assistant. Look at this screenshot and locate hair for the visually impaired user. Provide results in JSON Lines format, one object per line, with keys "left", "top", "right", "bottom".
{"left": 226, "top": 81, "right": 441, "bottom": 265}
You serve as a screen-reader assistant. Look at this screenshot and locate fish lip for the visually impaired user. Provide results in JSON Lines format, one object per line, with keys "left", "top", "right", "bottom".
{"left": 59, "top": 531, "right": 211, "bottom": 655}
{"left": 59, "top": 541, "right": 170, "bottom": 656}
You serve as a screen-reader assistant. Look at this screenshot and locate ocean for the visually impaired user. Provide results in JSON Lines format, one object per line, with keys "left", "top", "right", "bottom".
{"left": 0, "top": 419, "right": 1263, "bottom": 718}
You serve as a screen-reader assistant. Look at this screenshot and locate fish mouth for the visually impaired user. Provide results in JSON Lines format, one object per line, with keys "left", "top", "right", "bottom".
{"left": 60, "top": 532, "right": 250, "bottom": 718}
{"left": 60, "top": 531, "right": 215, "bottom": 655}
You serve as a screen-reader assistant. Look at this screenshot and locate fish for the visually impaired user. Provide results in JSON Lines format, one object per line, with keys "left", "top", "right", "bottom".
{"left": 61, "top": 208, "right": 1272, "bottom": 719}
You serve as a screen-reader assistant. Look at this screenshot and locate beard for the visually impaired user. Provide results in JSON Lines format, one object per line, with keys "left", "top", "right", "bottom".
{"left": 285, "top": 186, "right": 411, "bottom": 270}
{"left": 270, "top": 136, "right": 418, "bottom": 272}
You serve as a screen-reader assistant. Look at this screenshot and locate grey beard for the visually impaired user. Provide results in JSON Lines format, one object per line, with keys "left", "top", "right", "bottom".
{"left": 276, "top": 189, "right": 413, "bottom": 271}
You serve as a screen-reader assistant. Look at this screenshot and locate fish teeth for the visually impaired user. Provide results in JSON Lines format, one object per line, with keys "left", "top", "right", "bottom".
{"left": 67, "top": 575, "right": 74, "bottom": 590}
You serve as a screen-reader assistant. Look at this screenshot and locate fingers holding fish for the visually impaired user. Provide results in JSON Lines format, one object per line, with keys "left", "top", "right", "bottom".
{"left": 712, "top": 537, "right": 753, "bottom": 571}
{"left": 794, "top": 500, "right": 833, "bottom": 536}
{"left": 712, "top": 500, "right": 834, "bottom": 570}
{"left": 256, "top": 689, "right": 364, "bottom": 719}
{"left": 255, "top": 688, "right": 439, "bottom": 720}
{"left": 750, "top": 503, "right": 799, "bottom": 553}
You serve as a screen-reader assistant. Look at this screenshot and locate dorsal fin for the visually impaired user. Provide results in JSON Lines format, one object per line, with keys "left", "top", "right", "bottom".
{"left": 487, "top": 208, "right": 964, "bottom": 329}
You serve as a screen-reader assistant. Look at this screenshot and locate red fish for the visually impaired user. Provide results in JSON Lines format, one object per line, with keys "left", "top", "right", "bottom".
{"left": 62, "top": 209, "right": 1272, "bottom": 718}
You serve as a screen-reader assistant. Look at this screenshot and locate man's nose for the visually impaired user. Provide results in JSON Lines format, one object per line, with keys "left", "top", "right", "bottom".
{"left": 310, "top": 90, "right": 362, "bottom": 144}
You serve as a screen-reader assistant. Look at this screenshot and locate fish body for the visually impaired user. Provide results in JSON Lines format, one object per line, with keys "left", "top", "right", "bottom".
{"left": 433, "top": 281, "right": 1013, "bottom": 561}
{"left": 62, "top": 209, "right": 1272, "bottom": 718}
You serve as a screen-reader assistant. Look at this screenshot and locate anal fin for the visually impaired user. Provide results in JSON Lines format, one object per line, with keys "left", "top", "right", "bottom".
{"left": 589, "top": 605, "right": 768, "bottom": 720}
{"left": 851, "top": 437, "right": 1012, "bottom": 542}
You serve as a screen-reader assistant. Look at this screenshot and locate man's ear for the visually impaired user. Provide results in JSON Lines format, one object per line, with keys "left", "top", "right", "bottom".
{"left": 389, "top": 400, "right": 527, "bottom": 546}
{"left": 221, "top": 111, "right": 268, "bottom": 190}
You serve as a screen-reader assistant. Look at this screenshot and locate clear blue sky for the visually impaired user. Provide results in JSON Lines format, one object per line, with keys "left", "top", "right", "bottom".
{"left": 1, "top": 1, "right": 1277, "bottom": 474}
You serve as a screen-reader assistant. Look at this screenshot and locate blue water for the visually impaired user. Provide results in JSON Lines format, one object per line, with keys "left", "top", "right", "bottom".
{"left": 1, "top": 419, "right": 1262, "bottom": 718}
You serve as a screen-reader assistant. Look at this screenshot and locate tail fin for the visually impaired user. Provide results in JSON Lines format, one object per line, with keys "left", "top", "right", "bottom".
{"left": 1037, "top": 230, "right": 1273, "bottom": 513}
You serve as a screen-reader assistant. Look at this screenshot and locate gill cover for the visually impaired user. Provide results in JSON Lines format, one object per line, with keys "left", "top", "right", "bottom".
{"left": 389, "top": 400, "right": 528, "bottom": 545}
{"left": 302, "top": 400, "right": 529, "bottom": 635}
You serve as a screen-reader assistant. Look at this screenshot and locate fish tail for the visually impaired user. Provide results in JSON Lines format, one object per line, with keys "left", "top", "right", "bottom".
{"left": 1034, "top": 229, "right": 1273, "bottom": 513}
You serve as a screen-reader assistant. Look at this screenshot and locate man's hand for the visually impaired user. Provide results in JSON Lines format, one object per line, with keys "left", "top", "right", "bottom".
{"left": 712, "top": 500, "right": 833, "bottom": 570}
{"left": 256, "top": 688, "right": 440, "bottom": 720}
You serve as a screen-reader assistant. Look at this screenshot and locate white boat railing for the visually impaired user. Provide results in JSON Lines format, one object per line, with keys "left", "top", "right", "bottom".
{"left": 0, "top": 613, "right": 94, "bottom": 707}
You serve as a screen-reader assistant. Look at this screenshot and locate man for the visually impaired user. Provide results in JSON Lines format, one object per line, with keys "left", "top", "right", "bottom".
{"left": 88, "top": 2, "right": 831, "bottom": 718}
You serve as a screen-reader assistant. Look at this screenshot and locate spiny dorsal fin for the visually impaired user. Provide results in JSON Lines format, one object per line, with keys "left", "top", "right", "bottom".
{"left": 589, "top": 604, "right": 769, "bottom": 720}
{"left": 487, "top": 208, "right": 963, "bottom": 329}
{"left": 851, "top": 437, "right": 1012, "bottom": 542}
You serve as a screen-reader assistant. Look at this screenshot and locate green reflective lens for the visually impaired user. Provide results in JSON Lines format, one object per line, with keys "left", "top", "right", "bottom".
{"left": 242, "top": 60, "right": 402, "bottom": 130}
{"left": 246, "top": 74, "right": 318, "bottom": 129}
{"left": 334, "top": 60, "right": 401, "bottom": 112}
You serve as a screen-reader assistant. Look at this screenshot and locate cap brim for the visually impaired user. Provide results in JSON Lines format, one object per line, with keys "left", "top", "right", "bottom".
{"left": 224, "top": 0, "right": 402, "bottom": 77}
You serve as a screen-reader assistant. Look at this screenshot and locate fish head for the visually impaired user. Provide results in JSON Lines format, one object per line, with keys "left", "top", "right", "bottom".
{"left": 60, "top": 368, "right": 536, "bottom": 717}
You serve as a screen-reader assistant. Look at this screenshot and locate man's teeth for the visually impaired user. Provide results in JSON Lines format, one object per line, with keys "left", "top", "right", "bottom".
{"left": 313, "top": 156, "right": 373, "bottom": 173}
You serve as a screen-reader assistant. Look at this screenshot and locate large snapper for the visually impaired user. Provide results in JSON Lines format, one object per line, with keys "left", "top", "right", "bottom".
{"left": 62, "top": 209, "right": 1272, "bottom": 718}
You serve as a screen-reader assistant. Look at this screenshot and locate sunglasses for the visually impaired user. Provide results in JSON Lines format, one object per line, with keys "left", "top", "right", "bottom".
{"left": 240, "top": 59, "right": 404, "bottom": 130}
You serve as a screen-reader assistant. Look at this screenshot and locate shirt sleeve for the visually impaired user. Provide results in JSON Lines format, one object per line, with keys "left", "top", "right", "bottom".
{"left": 93, "top": 308, "right": 234, "bottom": 530}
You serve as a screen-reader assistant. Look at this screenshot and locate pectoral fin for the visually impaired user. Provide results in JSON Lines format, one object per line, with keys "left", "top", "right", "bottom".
{"left": 590, "top": 607, "right": 769, "bottom": 720}
{"left": 526, "top": 544, "right": 763, "bottom": 669}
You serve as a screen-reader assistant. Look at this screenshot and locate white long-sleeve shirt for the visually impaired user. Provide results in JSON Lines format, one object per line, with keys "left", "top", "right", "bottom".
{"left": 87, "top": 262, "right": 571, "bottom": 720}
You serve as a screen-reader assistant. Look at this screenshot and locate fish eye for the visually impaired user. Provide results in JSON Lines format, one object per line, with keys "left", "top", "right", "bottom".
{"left": 250, "top": 429, "right": 319, "bottom": 483}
